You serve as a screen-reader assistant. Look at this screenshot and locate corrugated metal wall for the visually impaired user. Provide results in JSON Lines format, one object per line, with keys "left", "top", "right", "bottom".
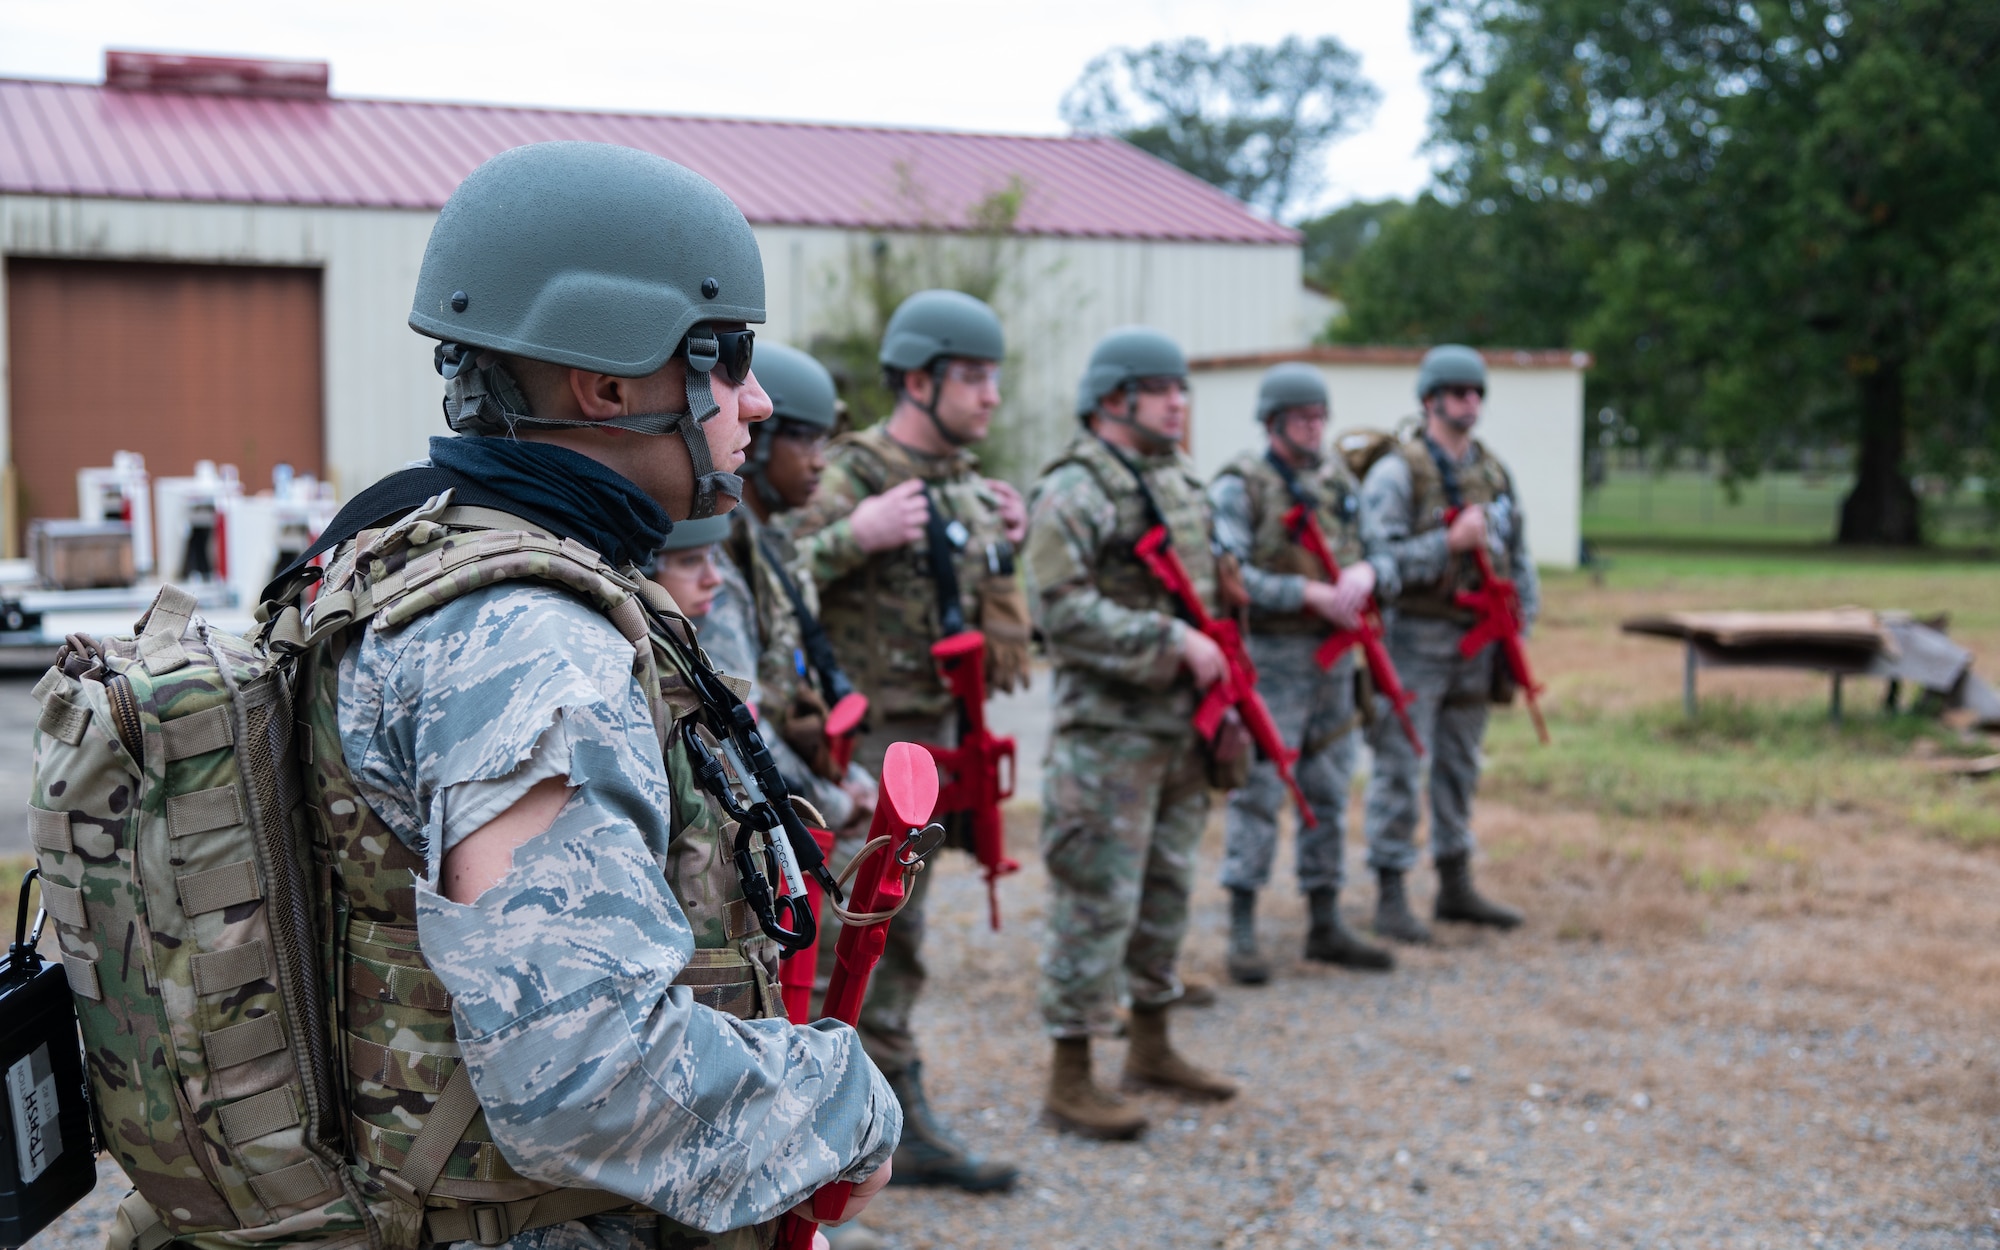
{"left": 0, "top": 195, "right": 1304, "bottom": 516}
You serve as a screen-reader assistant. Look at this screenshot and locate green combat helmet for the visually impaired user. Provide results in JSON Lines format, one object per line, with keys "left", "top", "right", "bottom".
{"left": 1257, "top": 361, "right": 1329, "bottom": 421}
{"left": 879, "top": 289, "right": 1005, "bottom": 445}
{"left": 1257, "top": 361, "right": 1330, "bottom": 465}
{"left": 746, "top": 343, "right": 838, "bottom": 507}
{"left": 655, "top": 512, "right": 733, "bottom": 551}
{"left": 408, "top": 140, "right": 767, "bottom": 519}
{"left": 1076, "top": 325, "right": 1188, "bottom": 449}
{"left": 1416, "top": 344, "right": 1487, "bottom": 401}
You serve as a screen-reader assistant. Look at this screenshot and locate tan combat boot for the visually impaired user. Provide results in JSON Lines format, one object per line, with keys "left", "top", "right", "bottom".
{"left": 1123, "top": 1005, "right": 1239, "bottom": 1100}
{"left": 1045, "top": 1038, "right": 1148, "bottom": 1140}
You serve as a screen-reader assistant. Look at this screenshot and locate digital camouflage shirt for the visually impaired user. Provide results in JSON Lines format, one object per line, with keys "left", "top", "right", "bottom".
{"left": 337, "top": 580, "right": 897, "bottom": 1236}
{"left": 696, "top": 521, "right": 859, "bottom": 830}
{"left": 1209, "top": 450, "right": 1399, "bottom": 637}
{"left": 783, "top": 425, "right": 1028, "bottom": 720}
{"left": 1361, "top": 433, "right": 1539, "bottom": 629}
{"left": 1023, "top": 433, "right": 1217, "bottom": 737}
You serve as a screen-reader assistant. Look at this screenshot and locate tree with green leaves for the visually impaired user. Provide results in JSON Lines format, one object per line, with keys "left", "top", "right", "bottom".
{"left": 1061, "top": 36, "right": 1380, "bottom": 222}
{"left": 1339, "top": 0, "right": 2000, "bottom": 544}
{"left": 1297, "top": 197, "right": 1408, "bottom": 302}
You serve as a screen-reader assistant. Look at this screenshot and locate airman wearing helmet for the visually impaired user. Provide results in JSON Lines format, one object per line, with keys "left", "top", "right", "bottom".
{"left": 1358, "top": 344, "right": 1537, "bottom": 945}
{"left": 1021, "top": 326, "right": 1241, "bottom": 1142}
{"left": 780, "top": 290, "right": 1026, "bottom": 1196}
{"left": 1208, "top": 362, "right": 1398, "bottom": 987}
{"left": 311, "top": 142, "right": 897, "bottom": 1249}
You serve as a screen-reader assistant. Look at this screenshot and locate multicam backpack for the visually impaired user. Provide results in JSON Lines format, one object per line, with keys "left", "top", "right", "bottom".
{"left": 26, "top": 497, "right": 782, "bottom": 1250}
{"left": 30, "top": 586, "right": 371, "bottom": 1250}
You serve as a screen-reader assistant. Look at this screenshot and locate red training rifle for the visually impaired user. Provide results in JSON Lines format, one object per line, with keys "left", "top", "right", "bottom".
{"left": 1446, "top": 505, "right": 1549, "bottom": 744}
{"left": 1132, "top": 526, "right": 1314, "bottom": 826}
{"left": 923, "top": 632, "right": 1019, "bottom": 930}
{"left": 775, "top": 743, "right": 941, "bottom": 1250}
{"left": 1280, "top": 503, "right": 1423, "bottom": 755}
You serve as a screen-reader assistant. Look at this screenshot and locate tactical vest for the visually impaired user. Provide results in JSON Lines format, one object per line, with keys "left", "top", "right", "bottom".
{"left": 299, "top": 503, "right": 784, "bottom": 1249}
{"left": 814, "top": 427, "right": 1017, "bottom": 720}
{"left": 725, "top": 509, "right": 835, "bottom": 780}
{"left": 1214, "top": 452, "right": 1365, "bottom": 637}
{"left": 1396, "top": 434, "right": 1515, "bottom": 620}
{"left": 1040, "top": 434, "right": 1220, "bottom": 655}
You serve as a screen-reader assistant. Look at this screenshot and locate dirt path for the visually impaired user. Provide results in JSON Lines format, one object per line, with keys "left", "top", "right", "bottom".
{"left": 861, "top": 797, "right": 2000, "bottom": 1249}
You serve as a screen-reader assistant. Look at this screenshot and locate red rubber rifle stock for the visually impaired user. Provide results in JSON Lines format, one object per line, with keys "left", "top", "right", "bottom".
{"left": 1279, "top": 503, "right": 1423, "bottom": 756}
{"left": 923, "top": 631, "right": 1019, "bottom": 930}
{"left": 1132, "top": 526, "right": 1315, "bottom": 826}
{"left": 1446, "top": 505, "right": 1549, "bottom": 744}
{"left": 776, "top": 743, "right": 941, "bottom": 1250}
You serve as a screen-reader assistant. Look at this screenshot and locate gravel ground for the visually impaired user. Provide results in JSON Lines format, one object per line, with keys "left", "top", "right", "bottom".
{"left": 19, "top": 684, "right": 2000, "bottom": 1249}
{"left": 855, "top": 799, "right": 2000, "bottom": 1250}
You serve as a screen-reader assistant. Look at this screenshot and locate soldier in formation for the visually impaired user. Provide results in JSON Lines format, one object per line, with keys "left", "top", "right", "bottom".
{"left": 1209, "top": 363, "right": 1398, "bottom": 983}
{"left": 1023, "top": 327, "right": 1241, "bottom": 1142}
{"left": 783, "top": 290, "right": 1027, "bottom": 1192}
{"left": 329, "top": 143, "right": 897, "bottom": 1247}
{"left": 1360, "top": 345, "right": 1534, "bottom": 942}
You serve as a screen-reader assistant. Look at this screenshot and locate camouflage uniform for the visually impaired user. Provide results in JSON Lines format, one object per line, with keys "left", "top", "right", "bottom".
{"left": 1209, "top": 452, "right": 1399, "bottom": 893}
{"left": 695, "top": 517, "right": 860, "bottom": 831}
{"left": 1024, "top": 434, "right": 1216, "bottom": 1038}
{"left": 1359, "top": 433, "right": 1540, "bottom": 872}
{"left": 322, "top": 511, "right": 899, "bottom": 1247}
{"left": 782, "top": 425, "right": 1027, "bottom": 1075}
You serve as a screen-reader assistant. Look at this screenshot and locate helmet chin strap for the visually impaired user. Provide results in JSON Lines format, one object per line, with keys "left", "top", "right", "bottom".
{"left": 438, "top": 339, "right": 742, "bottom": 519}
{"left": 1097, "top": 382, "right": 1178, "bottom": 453}
{"left": 916, "top": 361, "right": 975, "bottom": 447}
{"left": 745, "top": 426, "right": 786, "bottom": 509}
{"left": 1270, "top": 415, "right": 1324, "bottom": 469}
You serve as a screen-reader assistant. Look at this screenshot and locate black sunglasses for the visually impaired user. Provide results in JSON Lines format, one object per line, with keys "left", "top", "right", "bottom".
{"left": 683, "top": 326, "right": 756, "bottom": 387}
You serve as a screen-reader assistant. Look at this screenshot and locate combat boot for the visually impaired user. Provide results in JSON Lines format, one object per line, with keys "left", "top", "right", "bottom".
{"left": 1226, "top": 887, "right": 1271, "bottom": 985}
{"left": 1372, "top": 868, "right": 1433, "bottom": 945}
{"left": 1304, "top": 887, "right": 1394, "bottom": 971}
{"left": 1434, "top": 853, "right": 1524, "bottom": 929}
{"left": 1176, "top": 976, "right": 1218, "bottom": 1007}
{"left": 1045, "top": 1038, "right": 1147, "bottom": 1140}
{"left": 1123, "top": 1005, "right": 1239, "bottom": 1101}
{"left": 886, "top": 1062, "right": 1019, "bottom": 1192}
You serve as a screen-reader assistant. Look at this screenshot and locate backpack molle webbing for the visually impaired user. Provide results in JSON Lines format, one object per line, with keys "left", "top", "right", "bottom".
{"left": 30, "top": 585, "right": 367, "bottom": 1248}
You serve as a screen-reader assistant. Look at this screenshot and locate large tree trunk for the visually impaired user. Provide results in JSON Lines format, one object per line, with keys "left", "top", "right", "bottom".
{"left": 1836, "top": 361, "right": 1922, "bottom": 546}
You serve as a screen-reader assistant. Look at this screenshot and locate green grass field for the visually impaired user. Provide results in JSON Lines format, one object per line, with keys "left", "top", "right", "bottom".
{"left": 1481, "top": 541, "right": 2000, "bottom": 859}
{"left": 1585, "top": 469, "right": 1997, "bottom": 550}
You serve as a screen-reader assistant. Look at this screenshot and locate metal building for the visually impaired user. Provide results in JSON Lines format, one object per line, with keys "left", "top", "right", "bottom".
{"left": 0, "top": 50, "right": 1307, "bottom": 552}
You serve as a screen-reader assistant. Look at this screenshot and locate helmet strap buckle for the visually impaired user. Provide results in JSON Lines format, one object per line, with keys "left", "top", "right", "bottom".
{"left": 684, "top": 333, "right": 721, "bottom": 375}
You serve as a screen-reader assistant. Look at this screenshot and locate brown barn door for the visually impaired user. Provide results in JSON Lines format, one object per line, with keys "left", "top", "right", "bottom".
{"left": 6, "top": 259, "right": 323, "bottom": 547}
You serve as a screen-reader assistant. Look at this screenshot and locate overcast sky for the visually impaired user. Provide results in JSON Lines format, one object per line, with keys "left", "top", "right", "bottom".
{"left": 0, "top": 0, "right": 1439, "bottom": 215}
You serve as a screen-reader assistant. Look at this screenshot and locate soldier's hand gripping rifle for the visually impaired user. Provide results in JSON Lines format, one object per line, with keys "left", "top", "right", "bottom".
{"left": 755, "top": 531, "right": 869, "bottom": 771}
{"left": 1103, "top": 442, "right": 1314, "bottom": 825}
{"left": 915, "top": 483, "right": 1021, "bottom": 930}
{"left": 1446, "top": 504, "right": 1549, "bottom": 744}
{"left": 1420, "top": 434, "right": 1548, "bottom": 745}
{"left": 1279, "top": 502, "right": 1423, "bottom": 755}
{"left": 777, "top": 743, "right": 944, "bottom": 1250}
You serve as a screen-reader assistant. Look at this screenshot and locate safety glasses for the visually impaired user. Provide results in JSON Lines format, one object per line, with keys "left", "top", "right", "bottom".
{"left": 683, "top": 326, "right": 757, "bottom": 387}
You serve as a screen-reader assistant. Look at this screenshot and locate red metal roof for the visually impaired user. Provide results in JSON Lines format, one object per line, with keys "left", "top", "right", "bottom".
{"left": 0, "top": 76, "right": 1299, "bottom": 245}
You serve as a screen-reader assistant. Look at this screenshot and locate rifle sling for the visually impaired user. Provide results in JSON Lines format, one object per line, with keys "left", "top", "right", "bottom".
{"left": 753, "top": 529, "right": 855, "bottom": 705}
{"left": 1094, "top": 438, "right": 1194, "bottom": 629}
{"left": 920, "top": 483, "right": 968, "bottom": 636}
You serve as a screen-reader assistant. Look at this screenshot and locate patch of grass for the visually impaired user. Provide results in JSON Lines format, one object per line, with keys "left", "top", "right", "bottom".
{"left": 1913, "top": 794, "right": 2000, "bottom": 846}
{"left": 1483, "top": 695, "right": 1988, "bottom": 836}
